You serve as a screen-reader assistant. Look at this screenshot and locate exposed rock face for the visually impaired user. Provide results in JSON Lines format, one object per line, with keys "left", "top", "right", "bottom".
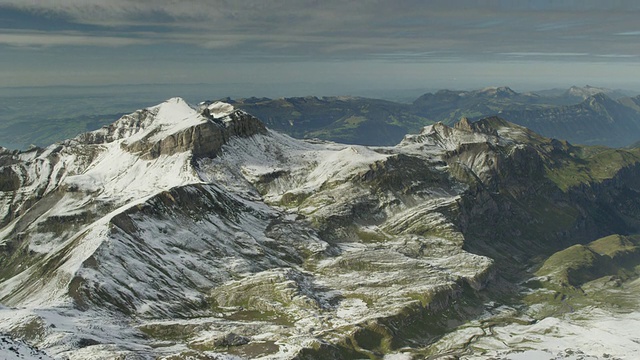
{"left": 0, "top": 99, "right": 268, "bottom": 231}
{"left": 76, "top": 98, "right": 267, "bottom": 159}
{"left": 142, "top": 110, "right": 266, "bottom": 159}
{"left": 453, "top": 117, "right": 473, "bottom": 132}
{"left": 0, "top": 167, "right": 21, "bottom": 192}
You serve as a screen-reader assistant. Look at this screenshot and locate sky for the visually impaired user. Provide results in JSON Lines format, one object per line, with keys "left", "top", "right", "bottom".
{"left": 1, "top": 0, "right": 640, "bottom": 95}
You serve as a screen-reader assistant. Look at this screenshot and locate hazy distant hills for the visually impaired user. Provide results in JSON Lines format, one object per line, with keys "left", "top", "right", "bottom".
{"left": 535, "top": 85, "right": 634, "bottom": 104}
{"left": 410, "top": 86, "right": 555, "bottom": 123}
{"left": 495, "top": 93, "right": 640, "bottom": 147}
{"left": 1, "top": 85, "right": 639, "bottom": 149}
{"left": 231, "top": 86, "right": 640, "bottom": 147}
{"left": 224, "top": 96, "right": 429, "bottom": 146}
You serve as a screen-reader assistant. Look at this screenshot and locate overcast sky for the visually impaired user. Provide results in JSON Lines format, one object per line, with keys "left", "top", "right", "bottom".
{"left": 2, "top": 0, "right": 640, "bottom": 94}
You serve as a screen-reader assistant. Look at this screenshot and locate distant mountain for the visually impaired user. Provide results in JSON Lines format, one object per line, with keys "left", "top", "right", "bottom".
{"left": 533, "top": 85, "right": 635, "bottom": 104}
{"left": 228, "top": 87, "right": 553, "bottom": 146}
{"left": 619, "top": 94, "right": 640, "bottom": 112}
{"left": 564, "top": 85, "right": 631, "bottom": 101}
{"left": 226, "top": 96, "right": 432, "bottom": 146}
{"left": 410, "top": 86, "right": 552, "bottom": 123}
{"left": 494, "top": 93, "right": 640, "bottom": 147}
{"left": 230, "top": 87, "right": 640, "bottom": 148}
{"left": 3, "top": 85, "right": 640, "bottom": 151}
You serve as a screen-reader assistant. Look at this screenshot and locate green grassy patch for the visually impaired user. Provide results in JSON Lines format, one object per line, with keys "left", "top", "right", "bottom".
{"left": 279, "top": 191, "right": 311, "bottom": 207}
{"left": 536, "top": 244, "right": 602, "bottom": 287}
{"left": 139, "top": 323, "right": 201, "bottom": 342}
{"left": 226, "top": 341, "right": 280, "bottom": 358}
{"left": 588, "top": 234, "right": 639, "bottom": 258}
{"left": 343, "top": 116, "right": 367, "bottom": 127}
{"left": 9, "top": 317, "right": 48, "bottom": 342}
{"left": 536, "top": 234, "right": 640, "bottom": 288}
{"left": 546, "top": 147, "right": 640, "bottom": 191}
{"left": 355, "top": 227, "right": 389, "bottom": 243}
{"left": 524, "top": 233, "right": 640, "bottom": 318}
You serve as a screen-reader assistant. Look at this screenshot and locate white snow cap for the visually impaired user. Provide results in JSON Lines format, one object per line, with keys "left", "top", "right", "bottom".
{"left": 207, "top": 101, "right": 235, "bottom": 119}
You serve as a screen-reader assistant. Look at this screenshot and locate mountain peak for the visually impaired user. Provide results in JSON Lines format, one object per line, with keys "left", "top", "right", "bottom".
{"left": 152, "top": 97, "right": 197, "bottom": 120}
{"left": 477, "top": 86, "right": 518, "bottom": 97}
{"left": 454, "top": 117, "right": 473, "bottom": 132}
{"left": 76, "top": 97, "right": 207, "bottom": 147}
{"left": 566, "top": 85, "right": 612, "bottom": 99}
{"left": 582, "top": 92, "right": 615, "bottom": 108}
{"left": 72, "top": 98, "right": 265, "bottom": 160}
{"left": 199, "top": 101, "right": 235, "bottom": 119}
{"left": 399, "top": 120, "right": 498, "bottom": 151}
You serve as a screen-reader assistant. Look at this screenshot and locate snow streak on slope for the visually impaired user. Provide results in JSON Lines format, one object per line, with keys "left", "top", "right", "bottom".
{"left": 198, "top": 129, "right": 390, "bottom": 203}
{"left": 0, "top": 333, "right": 53, "bottom": 360}
{"left": 89, "top": 97, "right": 207, "bottom": 145}
{"left": 399, "top": 123, "right": 495, "bottom": 152}
{"left": 0, "top": 99, "right": 210, "bottom": 310}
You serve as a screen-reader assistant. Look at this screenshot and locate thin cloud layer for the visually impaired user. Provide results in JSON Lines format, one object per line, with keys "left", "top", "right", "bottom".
{"left": 0, "top": 30, "right": 151, "bottom": 47}
{"left": 0, "top": 0, "right": 639, "bottom": 61}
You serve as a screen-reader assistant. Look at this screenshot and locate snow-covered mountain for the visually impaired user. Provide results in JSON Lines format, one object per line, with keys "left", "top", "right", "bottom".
{"left": 564, "top": 85, "right": 623, "bottom": 100}
{"left": 0, "top": 98, "right": 494, "bottom": 359}
{"left": 1, "top": 98, "right": 640, "bottom": 359}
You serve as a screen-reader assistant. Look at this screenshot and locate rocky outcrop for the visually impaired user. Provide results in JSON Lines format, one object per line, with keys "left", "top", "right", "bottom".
{"left": 73, "top": 99, "right": 267, "bottom": 159}
{"left": 75, "top": 109, "right": 153, "bottom": 145}
{"left": 0, "top": 167, "right": 21, "bottom": 192}
{"left": 134, "top": 111, "right": 267, "bottom": 159}
{"left": 402, "top": 117, "right": 640, "bottom": 266}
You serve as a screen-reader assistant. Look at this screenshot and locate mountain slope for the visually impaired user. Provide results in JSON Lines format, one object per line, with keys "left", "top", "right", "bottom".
{"left": 1, "top": 99, "right": 640, "bottom": 359}
{"left": 494, "top": 93, "right": 640, "bottom": 147}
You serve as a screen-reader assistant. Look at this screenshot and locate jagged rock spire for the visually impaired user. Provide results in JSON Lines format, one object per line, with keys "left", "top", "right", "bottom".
{"left": 454, "top": 117, "right": 473, "bottom": 132}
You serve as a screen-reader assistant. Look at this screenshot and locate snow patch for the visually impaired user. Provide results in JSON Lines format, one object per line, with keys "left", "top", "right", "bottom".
{"left": 207, "top": 101, "right": 235, "bottom": 119}
{"left": 384, "top": 353, "right": 413, "bottom": 360}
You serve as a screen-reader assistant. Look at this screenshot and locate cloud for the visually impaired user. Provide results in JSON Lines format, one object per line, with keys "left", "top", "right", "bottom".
{"left": 1, "top": 0, "right": 640, "bottom": 64}
{"left": 501, "top": 52, "right": 589, "bottom": 57}
{"left": 0, "top": 30, "right": 151, "bottom": 47}
{"left": 595, "top": 54, "right": 638, "bottom": 58}
{"left": 500, "top": 52, "right": 640, "bottom": 61}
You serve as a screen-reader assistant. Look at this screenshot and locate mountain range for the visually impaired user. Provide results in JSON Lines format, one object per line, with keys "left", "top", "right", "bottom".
{"left": 2, "top": 85, "right": 639, "bottom": 151}
{"left": 230, "top": 86, "right": 640, "bottom": 148}
{"left": 1, "top": 98, "right": 640, "bottom": 359}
